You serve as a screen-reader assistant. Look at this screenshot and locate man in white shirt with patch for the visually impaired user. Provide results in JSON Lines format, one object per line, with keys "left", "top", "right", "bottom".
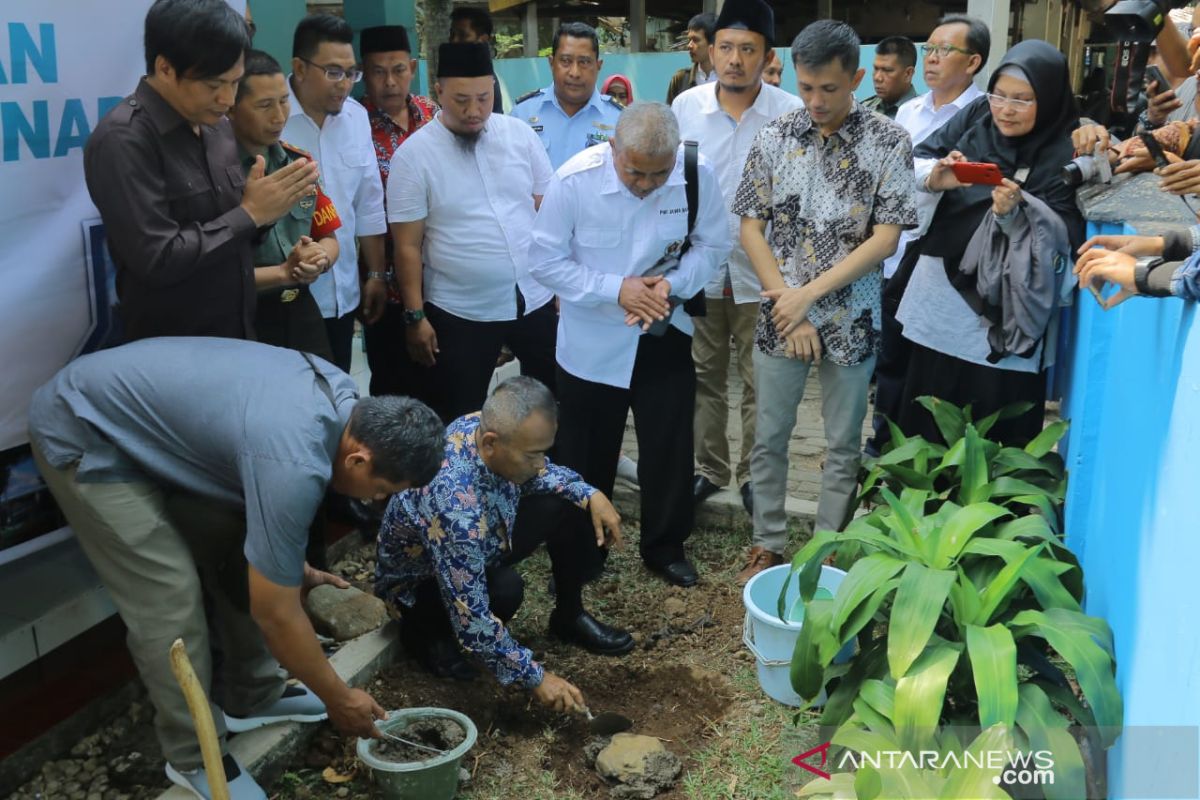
{"left": 869, "top": 14, "right": 990, "bottom": 456}
{"left": 672, "top": 0, "right": 802, "bottom": 520}
{"left": 387, "top": 43, "right": 557, "bottom": 423}
{"left": 529, "top": 102, "right": 731, "bottom": 588}
{"left": 282, "top": 13, "right": 388, "bottom": 372}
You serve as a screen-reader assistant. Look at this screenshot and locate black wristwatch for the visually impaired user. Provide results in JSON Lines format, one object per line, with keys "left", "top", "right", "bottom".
{"left": 402, "top": 308, "right": 426, "bottom": 325}
{"left": 1134, "top": 257, "right": 1164, "bottom": 295}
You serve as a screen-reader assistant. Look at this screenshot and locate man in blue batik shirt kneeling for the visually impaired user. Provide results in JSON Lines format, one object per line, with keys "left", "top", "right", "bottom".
{"left": 375, "top": 376, "right": 632, "bottom": 711}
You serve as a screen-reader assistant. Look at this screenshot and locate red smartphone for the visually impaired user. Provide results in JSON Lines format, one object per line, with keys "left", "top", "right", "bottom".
{"left": 950, "top": 162, "right": 1005, "bottom": 186}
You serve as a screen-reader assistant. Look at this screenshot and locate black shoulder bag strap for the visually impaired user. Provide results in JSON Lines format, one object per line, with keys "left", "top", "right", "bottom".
{"left": 680, "top": 140, "right": 707, "bottom": 318}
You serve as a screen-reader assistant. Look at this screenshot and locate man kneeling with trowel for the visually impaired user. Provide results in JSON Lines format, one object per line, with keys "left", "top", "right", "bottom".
{"left": 28, "top": 338, "right": 446, "bottom": 799}
{"left": 374, "top": 376, "right": 632, "bottom": 712}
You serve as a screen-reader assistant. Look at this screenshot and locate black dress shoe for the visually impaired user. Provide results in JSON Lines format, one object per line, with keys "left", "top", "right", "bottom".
{"left": 647, "top": 559, "right": 698, "bottom": 587}
{"left": 740, "top": 481, "right": 754, "bottom": 516}
{"left": 692, "top": 475, "right": 721, "bottom": 505}
{"left": 424, "top": 638, "right": 479, "bottom": 682}
{"left": 548, "top": 609, "right": 635, "bottom": 655}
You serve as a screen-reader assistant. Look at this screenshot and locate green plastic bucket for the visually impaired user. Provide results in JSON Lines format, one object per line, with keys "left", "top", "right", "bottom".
{"left": 357, "top": 707, "right": 478, "bottom": 800}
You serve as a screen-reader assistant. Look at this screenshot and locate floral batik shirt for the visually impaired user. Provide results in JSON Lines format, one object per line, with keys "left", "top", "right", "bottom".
{"left": 364, "top": 95, "right": 438, "bottom": 305}
{"left": 732, "top": 101, "right": 917, "bottom": 366}
{"left": 374, "top": 413, "right": 595, "bottom": 689}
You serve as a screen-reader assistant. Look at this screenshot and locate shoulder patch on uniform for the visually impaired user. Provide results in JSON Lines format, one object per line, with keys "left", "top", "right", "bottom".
{"left": 514, "top": 88, "right": 545, "bottom": 105}
{"left": 279, "top": 140, "right": 313, "bottom": 160}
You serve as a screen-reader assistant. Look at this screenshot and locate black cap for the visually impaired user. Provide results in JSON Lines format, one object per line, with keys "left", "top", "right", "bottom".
{"left": 436, "top": 42, "right": 493, "bottom": 78}
{"left": 360, "top": 25, "right": 412, "bottom": 57}
{"left": 715, "top": 0, "right": 775, "bottom": 46}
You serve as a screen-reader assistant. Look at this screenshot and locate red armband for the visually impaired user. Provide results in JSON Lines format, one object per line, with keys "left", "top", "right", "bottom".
{"left": 309, "top": 187, "right": 342, "bottom": 239}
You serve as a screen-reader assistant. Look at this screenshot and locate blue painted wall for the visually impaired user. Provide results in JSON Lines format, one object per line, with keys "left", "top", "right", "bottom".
{"left": 419, "top": 45, "right": 930, "bottom": 110}
{"left": 1061, "top": 221, "right": 1200, "bottom": 798}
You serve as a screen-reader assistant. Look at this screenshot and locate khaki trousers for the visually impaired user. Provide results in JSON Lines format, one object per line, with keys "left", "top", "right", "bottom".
{"left": 691, "top": 297, "right": 760, "bottom": 487}
{"left": 32, "top": 444, "right": 285, "bottom": 770}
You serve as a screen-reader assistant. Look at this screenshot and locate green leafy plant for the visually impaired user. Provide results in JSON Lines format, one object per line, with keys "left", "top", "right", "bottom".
{"left": 780, "top": 402, "right": 1120, "bottom": 799}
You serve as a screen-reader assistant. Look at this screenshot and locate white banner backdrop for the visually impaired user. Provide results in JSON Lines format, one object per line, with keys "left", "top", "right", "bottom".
{"left": 0, "top": 0, "right": 244, "bottom": 452}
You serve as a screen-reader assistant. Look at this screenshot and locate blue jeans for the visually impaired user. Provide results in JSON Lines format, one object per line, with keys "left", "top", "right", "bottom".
{"left": 749, "top": 349, "right": 876, "bottom": 553}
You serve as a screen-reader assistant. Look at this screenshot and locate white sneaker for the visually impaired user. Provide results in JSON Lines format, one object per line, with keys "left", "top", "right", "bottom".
{"left": 616, "top": 454, "right": 639, "bottom": 487}
{"left": 224, "top": 683, "right": 327, "bottom": 733}
{"left": 165, "top": 754, "right": 267, "bottom": 800}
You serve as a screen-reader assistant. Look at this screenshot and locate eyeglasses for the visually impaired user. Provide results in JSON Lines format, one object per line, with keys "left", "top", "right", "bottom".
{"left": 920, "top": 43, "right": 973, "bottom": 59}
{"left": 300, "top": 57, "right": 363, "bottom": 83}
{"left": 986, "top": 92, "right": 1036, "bottom": 111}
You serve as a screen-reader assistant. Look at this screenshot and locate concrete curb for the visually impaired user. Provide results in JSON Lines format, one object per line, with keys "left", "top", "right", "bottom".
{"left": 154, "top": 623, "right": 400, "bottom": 799}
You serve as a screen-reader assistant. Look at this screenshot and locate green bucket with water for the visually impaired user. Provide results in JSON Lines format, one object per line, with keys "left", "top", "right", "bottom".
{"left": 357, "top": 707, "right": 477, "bottom": 800}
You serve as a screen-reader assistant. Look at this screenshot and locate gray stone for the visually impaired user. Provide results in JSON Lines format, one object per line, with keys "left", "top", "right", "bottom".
{"left": 303, "top": 584, "right": 388, "bottom": 641}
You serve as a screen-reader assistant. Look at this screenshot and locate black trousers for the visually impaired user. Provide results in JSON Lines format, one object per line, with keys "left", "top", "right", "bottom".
{"left": 898, "top": 342, "right": 1047, "bottom": 447}
{"left": 868, "top": 299, "right": 911, "bottom": 454}
{"left": 254, "top": 289, "right": 335, "bottom": 364}
{"left": 398, "top": 495, "right": 592, "bottom": 656}
{"left": 324, "top": 309, "right": 358, "bottom": 374}
{"left": 425, "top": 300, "right": 558, "bottom": 423}
{"left": 362, "top": 302, "right": 437, "bottom": 405}
{"left": 554, "top": 327, "right": 696, "bottom": 567}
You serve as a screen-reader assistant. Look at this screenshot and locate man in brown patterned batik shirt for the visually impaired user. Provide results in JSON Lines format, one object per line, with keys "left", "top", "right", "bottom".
{"left": 732, "top": 20, "right": 917, "bottom": 584}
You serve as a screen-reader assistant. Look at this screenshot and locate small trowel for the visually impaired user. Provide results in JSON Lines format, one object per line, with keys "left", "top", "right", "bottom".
{"left": 580, "top": 706, "right": 633, "bottom": 736}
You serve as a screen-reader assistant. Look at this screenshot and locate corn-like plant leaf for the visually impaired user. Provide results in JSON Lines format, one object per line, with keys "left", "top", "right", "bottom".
{"left": 878, "top": 488, "right": 927, "bottom": 560}
{"left": 916, "top": 396, "right": 966, "bottom": 443}
{"left": 1015, "top": 682, "right": 1088, "bottom": 800}
{"left": 821, "top": 639, "right": 889, "bottom": 730}
{"left": 994, "top": 447, "right": 1063, "bottom": 478}
{"left": 929, "top": 502, "right": 1011, "bottom": 569}
{"left": 990, "top": 476, "right": 1057, "bottom": 499}
{"left": 831, "top": 553, "right": 906, "bottom": 635}
{"left": 1034, "top": 678, "right": 1098, "bottom": 730}
{"left": 795, "top": 772, "right": 858, "bottom": 798}
{"left": 1025, "top": 420, "right": 1069, "bottom": 458}
{"left": 1009, "top": 493, "right": 1063, "bottom": 534}
{"left": 966, "top": 624, "right": 1019, "bottom": 727}
{"left": 994, "top": 515, "right": 1058, "bottom": 544}
{"left": 858, "top": 679, "right": 896, "bottom": 720}
{"left": 975, "top": 543, "right": 1044, "bottom": 625}
{"left": 931, "top": 437, "right": 966, "bottom": 478}
{"left": 880, "top": 462, "right": 936, "bottom": 490}
{"left": 957, "top": 425, "right": 991, "bottom": 505}
{"left": 838, "top": 579, "right": 901, "bottom": 647}
{"left": 791, "top": 598, "right": 837, "bottom": 701}
{"left": 893, "top": 640, "right": 962, "bottom": 752}
{"left": 938, "top": 724, "right": 1014, "bottom": 799}
{"left": 876, "top": 436, "right": 930, "bottom": 466}
{"left": 948, "top": 567, "right": 983, "bottom": 632}
{"left": 1009, "top": 609, "right": 1123, "bottom": 744}
{"left": 781, "top": 531, "right": 841, "bottom": 619}
{"left": 889, "top": 564, "right": 957, "bottom": 678}
{"left": 975, "top": 401, "right": 1035, "bottom": 437}
{"left": 861, "top": 762, "right": 944, "bottom": 800}
{"left": 853, "top": 695, "right": 898, "bottom": 741}
{"left": 963, "top": 538, "right": 1081, "bottom": 612}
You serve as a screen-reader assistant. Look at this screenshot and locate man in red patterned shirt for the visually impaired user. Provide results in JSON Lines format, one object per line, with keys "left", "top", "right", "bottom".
{"left": 359, "top": 25, "right": 439, "bottom": 398}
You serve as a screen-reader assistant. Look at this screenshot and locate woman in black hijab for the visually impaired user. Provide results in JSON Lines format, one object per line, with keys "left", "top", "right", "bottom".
{"left": 893, "top": 40, "right": 1084, "bottom": 445}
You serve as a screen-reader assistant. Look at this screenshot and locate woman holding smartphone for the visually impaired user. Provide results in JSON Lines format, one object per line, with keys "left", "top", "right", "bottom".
{"left": 892, "top": 39, "right": 1084, "bottom": 445}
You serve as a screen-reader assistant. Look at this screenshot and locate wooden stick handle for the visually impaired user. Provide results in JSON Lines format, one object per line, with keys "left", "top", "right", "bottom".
{"left": 169, "top": 638, "right": 232, "bottom": 800}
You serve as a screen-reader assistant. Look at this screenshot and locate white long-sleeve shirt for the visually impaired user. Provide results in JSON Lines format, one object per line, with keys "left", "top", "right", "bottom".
{"left": 528, "top": 143, "right": 731, "bottom": 388}
{"left": 282, "top": 88, "right": 386, "bottom": 318}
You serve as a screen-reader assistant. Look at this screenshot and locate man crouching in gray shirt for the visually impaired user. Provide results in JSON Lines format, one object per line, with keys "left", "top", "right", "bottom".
{"left": 27, "top": 337, "right": 444, "bottom": 799}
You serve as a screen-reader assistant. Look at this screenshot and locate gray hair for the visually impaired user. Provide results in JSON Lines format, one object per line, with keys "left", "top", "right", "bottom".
{"left": 791, "top": 20, "right": 860, "bottom": 75}
{"left": 480, "top": 376, "right": 557, "bottom": 438}
{"left": 613, "top": 102, "right": 680, "bottom": 159}
{"left": 348, "top": 396, "right": 446, "bottom": 486}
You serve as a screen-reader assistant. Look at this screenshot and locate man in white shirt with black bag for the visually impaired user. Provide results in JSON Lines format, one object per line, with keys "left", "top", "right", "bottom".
{"left": 528, "top": 102, "right": 731, "bottom": 588}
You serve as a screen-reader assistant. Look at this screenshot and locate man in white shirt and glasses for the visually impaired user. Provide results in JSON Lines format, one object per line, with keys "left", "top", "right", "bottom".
{"left": 283, "top": 13, "right": 389, "bottom": 373}
{"left": 867, "top": 14, "right": 989, "bottom": 456}
{"left": 529, "top": 102, "right": 731, "bottom": 588}
{"left": 388, "top": 43, "right": 557, "bottom": 423}
{"left": 672, "top": 0, "right": 802, "bottom": 519}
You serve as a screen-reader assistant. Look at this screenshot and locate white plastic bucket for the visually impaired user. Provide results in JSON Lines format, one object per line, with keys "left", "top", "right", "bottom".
{"left": 742, "top": 563, "right": 852, "bottom": 707}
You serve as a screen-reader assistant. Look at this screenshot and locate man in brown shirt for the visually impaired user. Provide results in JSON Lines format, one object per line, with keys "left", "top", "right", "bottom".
{"left": 83, "top": 0, "right": 318, "bottom": 343}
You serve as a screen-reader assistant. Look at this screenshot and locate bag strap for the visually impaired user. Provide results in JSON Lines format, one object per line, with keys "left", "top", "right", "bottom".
{"left": 684, "top": 139, "right": 699, "bottom": 236}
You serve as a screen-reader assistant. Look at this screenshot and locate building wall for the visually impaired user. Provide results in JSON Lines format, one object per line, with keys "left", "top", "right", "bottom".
{"left": 1061, "top": 221, "right": 1200, "bottom": 798}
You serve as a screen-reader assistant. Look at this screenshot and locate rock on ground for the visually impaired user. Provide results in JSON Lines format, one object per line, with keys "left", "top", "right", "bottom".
{"left": 303, "top": 584, "right": 388, "bottom": 641}
{"left": 594, "top": 733, "right": 681, "bottom": 799}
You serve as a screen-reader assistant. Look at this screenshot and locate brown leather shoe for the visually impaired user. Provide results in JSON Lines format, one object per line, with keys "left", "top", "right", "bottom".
{"left": 736, "top": 546, "right": 785, "bottom": 585}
